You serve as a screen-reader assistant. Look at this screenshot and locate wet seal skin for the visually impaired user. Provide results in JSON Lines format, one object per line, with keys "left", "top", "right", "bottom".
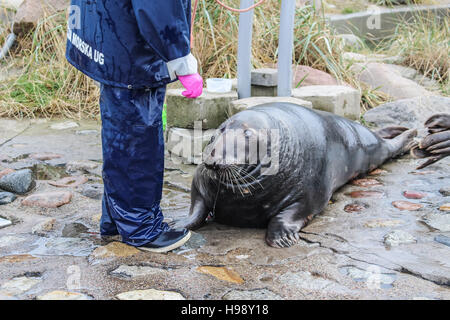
{"left": 172, "top": 103, "right": 418, "bottom": 248}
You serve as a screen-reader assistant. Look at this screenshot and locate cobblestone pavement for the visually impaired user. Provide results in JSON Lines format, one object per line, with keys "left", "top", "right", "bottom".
{"left": 0, "top": 119, "right": 448, "bottom": 300}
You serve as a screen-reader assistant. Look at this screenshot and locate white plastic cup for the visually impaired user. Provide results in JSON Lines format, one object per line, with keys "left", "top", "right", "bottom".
{"left": 206, "top": 78, "right": 233, "bottom": 93}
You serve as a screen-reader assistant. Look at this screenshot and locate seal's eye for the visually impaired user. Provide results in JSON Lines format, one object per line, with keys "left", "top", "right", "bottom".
{"left": 209, "top": 136, "right": 215, "bottom": 144}
{"left": 244, "top": 129, "right": 253, "bottom": 137}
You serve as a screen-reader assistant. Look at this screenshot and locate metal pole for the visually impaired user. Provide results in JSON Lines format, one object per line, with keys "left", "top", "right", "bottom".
{"left": 277, "top": 0, "right": 296, "bottom": 97}
{"left": 237, "top": 0, "right": 254, "bottom": 99}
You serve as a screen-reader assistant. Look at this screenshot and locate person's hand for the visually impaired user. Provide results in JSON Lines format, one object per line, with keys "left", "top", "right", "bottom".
{"left": 178, "top": 73, "right": 203, "bottom": 98}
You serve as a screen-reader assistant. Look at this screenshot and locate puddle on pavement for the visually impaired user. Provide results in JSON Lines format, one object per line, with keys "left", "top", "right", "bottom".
{"left": 28, "top": 237, "right": 97, "bottom": 257}
{"left": 173, "top": 232, "right": 206, "bottom": 257}
{"left": 161, "top": 187, "right": 191, "bottom": 212}
{"left": 339, "top": 266, "right": 397, "bottom": 289}
{"left": 62, "top": 222, "right": 90, "bottom": 238}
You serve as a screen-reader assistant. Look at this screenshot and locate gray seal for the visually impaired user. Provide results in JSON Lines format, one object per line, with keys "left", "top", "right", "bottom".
{"left": 172, "top": 103, "right": 417, "bottom": 248}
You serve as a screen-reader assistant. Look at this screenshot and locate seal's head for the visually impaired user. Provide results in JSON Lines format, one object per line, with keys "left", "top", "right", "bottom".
{"left": 202, "top": 110, "right": 278, "bottom": 186}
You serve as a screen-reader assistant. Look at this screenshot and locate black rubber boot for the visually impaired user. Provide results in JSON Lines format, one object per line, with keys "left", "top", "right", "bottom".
{"left": 138, "top": 228, "right": 191, "bottom": 253}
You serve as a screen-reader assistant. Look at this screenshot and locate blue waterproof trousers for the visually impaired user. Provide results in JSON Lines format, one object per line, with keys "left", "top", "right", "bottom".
{"left": 99, "top": 84, "right": 169, "bottom": 246}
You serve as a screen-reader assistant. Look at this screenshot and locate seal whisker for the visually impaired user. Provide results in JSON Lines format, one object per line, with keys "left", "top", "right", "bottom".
{"left": 229, "top": 164, "right": 262, "bottom": 190}
{"left": 229, "top": 166, "right": 253, "bottom": 193}
{"left": 229, "top": 167, "right": 246, "bottom": 196}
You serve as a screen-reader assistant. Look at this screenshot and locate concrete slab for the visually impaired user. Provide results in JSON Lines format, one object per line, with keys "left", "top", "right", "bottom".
{"left": 166, "top": 89, "right": 238, "bottom": 129}
{"left": 228, "top": 96, "right": 313, "bottom": 116}
{"left": 292, "top": 85, "right": 361, "bottom": 119}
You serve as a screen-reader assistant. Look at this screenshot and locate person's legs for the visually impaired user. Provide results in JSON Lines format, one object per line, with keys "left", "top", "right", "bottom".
{"left": 99, "top": 84, "right": 169, "bottom": 246}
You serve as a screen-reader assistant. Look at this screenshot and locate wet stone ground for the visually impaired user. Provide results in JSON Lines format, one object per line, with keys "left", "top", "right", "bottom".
{"left": 0, "top": 119, "right": 449, "bottom": 300}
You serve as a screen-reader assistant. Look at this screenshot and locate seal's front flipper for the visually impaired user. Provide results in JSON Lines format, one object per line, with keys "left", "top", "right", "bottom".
{"left": 387, "top": 129, "right": 418, "bottom": 158}
{"left": 265, "top": 202, "right": 312, "bottom": 248}
{"left": 412, "top": 130, "right": 450, "bottom": 169}
{"left": 424, "top": 113, "right": 450, "bottom": 133}
{"left": 376, "top": 126, "right": 409, "bottom": 139}
{"left": 411, "top": 114, "right": 450, "bottom": 169}
{"left": 170, "top": 185, "right": 210, "bottom": 230}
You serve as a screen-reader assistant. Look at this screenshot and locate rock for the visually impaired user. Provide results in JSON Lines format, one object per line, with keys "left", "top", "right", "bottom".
{"left": 0, "top": 169, "right": 34, "bottom": 194}
{"left": 13, "top": 0, "right": 69, "bottom": 35}
{"left": 0, "top": 235, "right": 26, "bottom": 248}
{"left": 351, "top": 178, "right": 382, "bottom": 187}
{"left": 384, "top": 230, "right": 417, "bottom": 246}
{"left": 0, "top": 192, "right": 16, "bottom": 205}
{"left": 66, "top": 160, "right": 99, "bottom": 172}
{"left": 228, "top": 96, "right": 312, "bottom": 116}
{"left": 31, "top": 218, "right": 56, "bottom": 235}
{"left": 37, "top": 290, "right": 91, "bottom": 300}
{"left": 439, "top": 203, "right": 450, "bottom": 212}
{"left": 384, "top": 64, "right": 439, "bottom": 90}
{"left": 0, "top": 255, "right": 36, "bottom": 264}
{"left": 279, "top": 271, "right": 343, "bottom": 292}
{"left": 75, "top": 130, "right": 98, "bottom": 135}
{"left": 0, "top": 168, "right": 14, "bottom": 179}
{"left": 48, "top": 176, "right": 88, "bottom": 188}
{"left": 50, "top": 121, "right": 79, "bottom": 130}
{"left": 80, "top": 183, "right": 103, "bottom": 200}
{"left": 30, "top": 237, "right": 95, "bottom": 257}
{"left": 29, "top": 153, "right": 62, "bottom": 161}
{"left": 90, "top": 242, "right": 140, "bottom": 260}
{"left": 434, "top": 235, "right": 450, "bottom": 247}
{"left": 251, "top": 68, "right": 278, "bottom": 86}
{"left": 22, "top": 191, "right": 72, "bottom": 208}
{"left": 364, "top": 219, "right": 403, "bottom": 228}
{"left": 166, "top": 127, "right": 215, "bottom": 164}
{"left": 369, "top": 168, "right": 387, "bottom": 175}
{"left": 346, "top": 191, "right": 384, "bottom": 198}
{"left": 392, "top": 201, "right": 423, "bottom": 211}
{"left": 343, "top": 266, "right": 396, "bottom": 288}
{"left": 363, "top": 96, "right": 450, "bottom": 129}
{"left": 166, "top": 89, "right": 238, "bottom": 129}
{"left": 62, "top": 222, "right": 89, "bottom": 237}
{"left": 173, "top": 232, "right": 206, "bottom": 252}
{"left": 0, "top": 276, "right": 41, "bottom": 296}
{"left": 250, "top": 68, "right": 279, "bottom": 97}
{"left": 110, "top": 265, "right": 165, "bottom": 278}
{"left": 0, "top": 217, "right": 12, "bottom": 229}
{"left": 116, "top": 289, "right": 185, "bottom": 300}
{"left": 292, "top": 85, "right": 361, "bottom": 120}
{"left": 344, "top": 203, "right": 368, "bottom": 213}
{"left": 292, "top": 65, "right": 338, "bottom": 87}
{"left": 336, "top": 34, "right": 364, "bottom": 50}
{"left": 403, "top": 191, "right": 427, "bottom": 199}
{"left": 422, "top": 214, "right": 450, "bottom": 232}
{"left": 439, "top": 187, "right": 450, "bottom": 197}
{"left": 342, "top": 52, "right": 403, "bottom": 65}
{"left": 352, "top": 63, "right": 432, "bottom": 100}
{"left": 197, "top": 266, "right": 244, "bottom": 284}
{"left": 222, "top": 289, "right": 282, "bottom": 300}
{"left": 251, "top": 84, "right": 277, "bottom": 97}
{"left": 0, "top": 154, "right": 12, "bottom": 163}
{"left": 91, "top": 213, "right": 101, "bottom": 223}
{"left": 0, "top": 0, "right": 23, "bottom": 10}
{"left": 342, "top": 52, "right": 369, "bottom": 63}
{"left": 410, "top": 170, "right": 435, "bottom": 176}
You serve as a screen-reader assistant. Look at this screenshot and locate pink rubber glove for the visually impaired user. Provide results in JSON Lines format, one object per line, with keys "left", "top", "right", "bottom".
{"left": 178, "top": 73, "right": 203, "bottom": 98}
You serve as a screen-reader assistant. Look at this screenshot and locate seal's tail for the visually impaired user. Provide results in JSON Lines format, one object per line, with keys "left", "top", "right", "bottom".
{"left": 386, "top": 128, "right": 418, "bottom": 158}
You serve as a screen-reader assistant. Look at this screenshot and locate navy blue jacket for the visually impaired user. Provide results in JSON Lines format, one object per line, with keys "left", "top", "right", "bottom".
{"left": 66, "top": 0, "right": 197, "bottom": 89}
